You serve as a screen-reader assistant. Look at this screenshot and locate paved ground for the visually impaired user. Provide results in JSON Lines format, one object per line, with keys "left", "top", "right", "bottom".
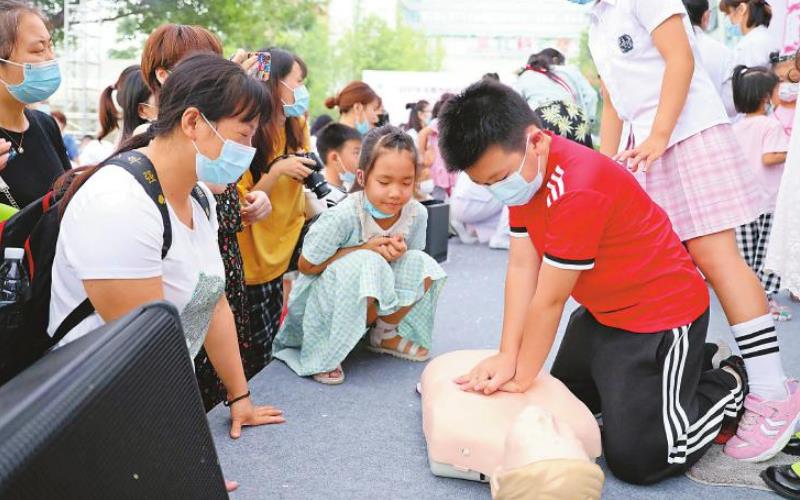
{"left": 208, "top": 241, "right": 799, "bottom": 499}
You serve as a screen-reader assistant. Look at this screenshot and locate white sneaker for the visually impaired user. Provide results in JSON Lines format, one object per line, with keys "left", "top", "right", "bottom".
{"left": 450, "top": 219, "right": 478, "bottom": 245}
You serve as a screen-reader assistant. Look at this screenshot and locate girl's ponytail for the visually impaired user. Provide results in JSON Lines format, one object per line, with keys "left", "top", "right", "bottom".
{"left": 97, "top": 84, "right": 119, "bottom": 141}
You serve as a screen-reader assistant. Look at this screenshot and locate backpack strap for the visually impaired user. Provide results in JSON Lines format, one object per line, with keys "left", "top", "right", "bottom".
{"left": 190, "top": 184, "right": 212, "bottom": 221}
{"left": 51, "top": 298, "right": 94, "bottom": 345}
{"left": 104, "top": 150, "right": 172, "bottom": 259}
{"left": 51, "top": 151, "right": 176, "bottom": 343}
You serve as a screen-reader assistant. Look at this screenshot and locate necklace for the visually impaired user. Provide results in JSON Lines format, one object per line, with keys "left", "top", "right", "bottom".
{"left": 0, "top": 127, "right": 24, "bottom": 155}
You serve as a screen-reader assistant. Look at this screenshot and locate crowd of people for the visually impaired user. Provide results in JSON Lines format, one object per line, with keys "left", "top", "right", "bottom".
{"left": 0, "top": 0, "right": 799, "bottom": 495}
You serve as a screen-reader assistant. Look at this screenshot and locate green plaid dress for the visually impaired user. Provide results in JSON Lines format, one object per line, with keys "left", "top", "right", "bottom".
{"left": 273, "top": 193, "right": 446, "bottom": 376}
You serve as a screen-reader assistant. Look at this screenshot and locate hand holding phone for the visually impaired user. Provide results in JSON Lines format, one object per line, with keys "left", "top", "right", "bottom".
{"left": 248, "top": 52, "right": 271, "bottom": 82}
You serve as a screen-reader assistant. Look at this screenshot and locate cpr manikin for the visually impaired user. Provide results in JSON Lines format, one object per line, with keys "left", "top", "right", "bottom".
{"left": 420, "top": 350, "right": 604, "bottom": 499}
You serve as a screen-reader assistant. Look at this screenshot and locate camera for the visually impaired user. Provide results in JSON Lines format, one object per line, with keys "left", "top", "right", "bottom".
{"left": 294, "top": 152, "right": 347, "bottom": 207}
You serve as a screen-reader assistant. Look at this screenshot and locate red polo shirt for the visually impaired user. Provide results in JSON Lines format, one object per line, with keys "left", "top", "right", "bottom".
{"left": 509, "top": 135, "right": 708, "bottom": 333}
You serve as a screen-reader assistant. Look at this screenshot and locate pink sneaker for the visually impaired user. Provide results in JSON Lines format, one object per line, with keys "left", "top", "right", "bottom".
{"left": 724, "top": 379, "right": 800, "bottom": 462}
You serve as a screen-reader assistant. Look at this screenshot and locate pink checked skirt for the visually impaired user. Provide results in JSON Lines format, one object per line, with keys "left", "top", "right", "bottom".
{"left": 635, "top": 124, "right": 765, "bottom": 242}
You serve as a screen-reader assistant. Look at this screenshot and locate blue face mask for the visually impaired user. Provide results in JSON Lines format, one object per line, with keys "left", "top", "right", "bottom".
{"left": 363, "top": 194, "right": 394, "bottom": 219}
{"left": 338, "top": 159, "right": 357, "bottom": 187}
{"left": 566, "top": 0, "right": 594, "bottom": 4}
{"left": 355, "top": 112, "right": 371, "bottom": 136}
{"left": 725, "top": 17, "right": 743, "bottom": 40}
{"left": 487, "top": 134, "right": 544, "bottom": 207}
{"left": 281, "top": 81, "right": 310, "bottom": 118}
{"left": 0, "top": 58, "right": 61, "bottom": 104}
{"left": 193, "top": 114, "right": 256, "bottom": 185}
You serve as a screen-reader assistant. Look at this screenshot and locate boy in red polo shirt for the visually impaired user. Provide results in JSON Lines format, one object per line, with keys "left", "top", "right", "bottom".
{"left": 437, "top": 80, "right": 748, "bottom": 485}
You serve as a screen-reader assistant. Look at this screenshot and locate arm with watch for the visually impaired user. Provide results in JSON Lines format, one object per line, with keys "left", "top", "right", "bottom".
{"left": 202, "top": 296, "right": 285, "bottom": 438}
{"left": 83, "top": 276, "right": 285, "bottom": 439}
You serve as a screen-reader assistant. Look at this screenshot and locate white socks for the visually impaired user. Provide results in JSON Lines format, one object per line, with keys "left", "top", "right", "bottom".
{"left": 732, "top": 314, "right": 788, "bottom": 401}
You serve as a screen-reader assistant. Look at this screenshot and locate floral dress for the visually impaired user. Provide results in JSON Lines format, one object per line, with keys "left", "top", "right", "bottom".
{"left": 194, "top": 184, "right": 265, "bottom": 411}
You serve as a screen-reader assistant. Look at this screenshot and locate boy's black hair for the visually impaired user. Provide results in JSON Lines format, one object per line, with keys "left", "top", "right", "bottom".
{"left": 683, "top": 0, "right": 709, "bottom": 27}
{"left": 310, "top": 114, "right": 334, "bottom": 136}
{"left": 438, "top": 80, "right": 541, "bottom": 172}
{"left": 316, "top": 123, "right": 362, "bottom": 165}
{"left": 731, "top": 65, "right": 779, "bottom": 114}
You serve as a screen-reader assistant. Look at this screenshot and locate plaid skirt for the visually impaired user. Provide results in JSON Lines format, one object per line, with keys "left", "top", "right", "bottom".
{"left": 247, "top": 277, "right": 285, "bottom": 367}
{"left": 635, "top": 124, "right": 765, "bottom": 242}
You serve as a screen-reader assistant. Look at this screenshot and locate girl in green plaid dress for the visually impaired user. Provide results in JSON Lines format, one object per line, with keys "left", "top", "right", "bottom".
{"left": 273, "top": 126, "right": 446, "bottom": 384}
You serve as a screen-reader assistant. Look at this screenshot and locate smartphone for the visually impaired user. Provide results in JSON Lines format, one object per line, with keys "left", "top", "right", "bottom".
{"left": 248, "top": 52, "right": 271, "bottom": 82}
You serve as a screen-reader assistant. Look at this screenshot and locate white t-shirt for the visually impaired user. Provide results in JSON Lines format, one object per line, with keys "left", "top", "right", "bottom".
{"left": 78, "top": 139, "right": 115, "bottom": 167}
{"left": 49, "top": 163, "right": 226, "bottom": 359}
{"left": 589, "top": 0, "right": 729, "bottom": 148}
{"left": 733, "top": 25, "right": 778, "bottom": 69}
{"left": 693, "top": 29, "right": 737, "bottom": 117}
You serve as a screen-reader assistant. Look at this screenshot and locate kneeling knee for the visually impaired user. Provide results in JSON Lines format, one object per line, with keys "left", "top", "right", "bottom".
{"left": 604, "top": 446, "right": 684, "bottom": 485}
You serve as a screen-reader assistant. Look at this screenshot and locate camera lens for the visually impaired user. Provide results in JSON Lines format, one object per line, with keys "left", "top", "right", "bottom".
{"left": 305, "top": 171, "right": 331, "bottom": 199}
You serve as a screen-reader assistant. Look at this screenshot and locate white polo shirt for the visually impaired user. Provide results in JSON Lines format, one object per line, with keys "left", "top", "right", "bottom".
{"left": 588, "top": 0, "right": 730, "bottom": 148}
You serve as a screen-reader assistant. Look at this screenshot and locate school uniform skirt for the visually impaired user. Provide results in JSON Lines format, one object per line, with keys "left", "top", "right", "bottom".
{"left": 637, "top": 124, "right": 765, "bottom": 242}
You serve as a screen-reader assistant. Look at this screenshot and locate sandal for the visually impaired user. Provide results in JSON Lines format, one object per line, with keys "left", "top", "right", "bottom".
{"left": 367, "top": 324, "right": 430, "bottom": 362}
{"left": 312, "top": 365, "right": 345, "bottom": 385}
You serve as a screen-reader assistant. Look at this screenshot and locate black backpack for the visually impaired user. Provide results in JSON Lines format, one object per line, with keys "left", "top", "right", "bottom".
{"left": 0, "top": 151, "right": 211, "bottom": 385}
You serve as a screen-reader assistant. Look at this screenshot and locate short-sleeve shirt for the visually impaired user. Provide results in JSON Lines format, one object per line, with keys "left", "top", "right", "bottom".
{"left": 588, "top": 0, "right": 729, "bottom": 148}
{"left": 509, "top": 135, "right": 708, "bottom": 333}
{"left": 236, "top": 123, "right": 311, "bottom": 285}
{"left": 732, "top": 115, "right": 789, "bottom": 213}
{"left": 50, "top": 162, "right": 225, "bottom": 358}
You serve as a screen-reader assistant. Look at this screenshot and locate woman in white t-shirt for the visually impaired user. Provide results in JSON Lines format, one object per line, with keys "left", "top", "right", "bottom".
{"left": 683, "top": 0, "right": 738, "bottom": 116}
{"left": 721, "top": 0, "right": 779, "bottom": 68}
{"left": 50, "top": 53, "right": 284, "bottom": 439}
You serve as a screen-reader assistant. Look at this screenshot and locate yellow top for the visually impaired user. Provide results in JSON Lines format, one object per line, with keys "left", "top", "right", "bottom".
{"left": 237, "top": 124, "right": 310, "bottom": 285}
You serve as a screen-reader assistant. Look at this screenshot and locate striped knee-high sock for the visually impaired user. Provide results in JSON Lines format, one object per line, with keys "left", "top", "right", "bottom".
{"left": 732, "top": 314, "right": 788, "bottom": 400}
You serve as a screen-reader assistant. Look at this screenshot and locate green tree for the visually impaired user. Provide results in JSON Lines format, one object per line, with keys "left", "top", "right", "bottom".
{"left": 32, "top": 1, "right": 442, "bottom": 118}
{"left": 335, "top": 14, "right": 443, "bottom": 83}
{"left": 33, "top": 0, "right": 322, "bottom": 51}
{"left": 283, "top": 14, "right": 443, "bottom": 117}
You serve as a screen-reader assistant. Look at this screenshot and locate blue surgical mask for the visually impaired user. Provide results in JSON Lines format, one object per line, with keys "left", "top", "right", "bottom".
{"left": 281, "top": 81, "right": 310, "bottom": 118}
{"left": 566, "top": 0, "right": 594, "bottom": 4}
{"left": 363, "top": 194, "right": 393, "bottom": 219}
{"left": 487, "top": 134, "right": 544, "bottom": 207}
{"left": 338, "top": 159, "right": 356, "bottom": 187}
{"left": 193, "top": 114, "right": 256, "bottom": 185}
{"left": 340, "top": 171, "right": 356, "bottom": 186}
{"left": 0, "top": 58, "right": 61, "bottom": 104}
{"left": 725, "top": 18, "right": 743, "bottom": 40}
{"left": 355, "top": 113, "right": 370, "bottom": 136}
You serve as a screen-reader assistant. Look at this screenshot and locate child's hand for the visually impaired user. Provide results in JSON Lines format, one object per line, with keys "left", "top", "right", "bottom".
{"left": 379, "top": 235, "right": 407, "bottom": 262}
{"left": 454, "top": 351, "right": 517, "bottom": 395}
{"left": 363, "top": 236, "right": 392, "bottom": 254}
{"left": 614, "top": 133, "right": 669, "bottom": 173}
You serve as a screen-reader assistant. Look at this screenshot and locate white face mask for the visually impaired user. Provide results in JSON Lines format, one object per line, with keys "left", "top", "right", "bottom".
{"left": 779, "top": 82, "right": 799, "bottom": 102}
